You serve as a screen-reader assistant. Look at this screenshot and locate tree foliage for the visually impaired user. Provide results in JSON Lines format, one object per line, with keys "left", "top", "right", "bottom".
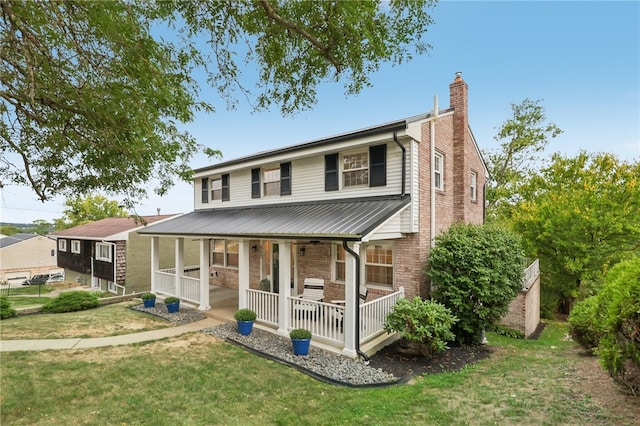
{"left": 510, "top": 152, "right": 640, "bottom": 314}
{"left": 1, "top": 0, "right": 436, "bottom": 208}
{"left": 484, "top": 98, "right": 562, "bottom": 219}
{"left": 54, "top": 195, "right": 128, "bottom": 230}
{"left": 428, "top": 223, "right": 525, "bottom": 345}
{"left": 384, "top": 297, "right": 457, "bottom": 357}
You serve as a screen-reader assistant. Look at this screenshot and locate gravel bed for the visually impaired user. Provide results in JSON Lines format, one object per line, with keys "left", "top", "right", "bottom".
{"left": 203, "top": 323, "right": 399, "bottom": 387}
{"left": 130, "top": 303, "right": 207, "bottom": 325}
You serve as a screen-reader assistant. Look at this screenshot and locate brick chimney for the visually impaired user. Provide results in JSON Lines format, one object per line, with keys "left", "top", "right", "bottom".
{"left": 450, "top": 71, "right": 469, "bottom": 222}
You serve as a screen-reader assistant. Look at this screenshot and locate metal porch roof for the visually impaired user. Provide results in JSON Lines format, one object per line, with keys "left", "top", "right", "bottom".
{"left": 138, "top": 196, "right": 410, "bottom": 241}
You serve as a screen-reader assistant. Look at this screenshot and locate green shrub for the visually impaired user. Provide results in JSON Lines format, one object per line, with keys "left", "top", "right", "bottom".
{"left": 141, "top": 292, "right": 156, "bottom": 300}
{"left": 0, "top": 296, "right": 17, "bottom": 319}
{"left": 234, "top": 308, "right": 257, "bottom": 321}
{"left": 596, "top": 257, "right": 640, "bottom": 395}
{"left": 41, "top": 291, "right": 99, "bottom": 313}
{"left": 489, "top": 324, "right": 524, "bottom": 339}
{"left": 384, "top": 297, "right": 457, "bottom": 357}
{"left": 289, "top": 328, "right": 312, "bottom": 339}
{"left": 428, "top": 223, "right": 525, "bottom": 345}
{"left": 568, "top": 295, "right": 604, "bottom": 352}
{"left": 164, "top": 296, "right": 180, "bottom": 304}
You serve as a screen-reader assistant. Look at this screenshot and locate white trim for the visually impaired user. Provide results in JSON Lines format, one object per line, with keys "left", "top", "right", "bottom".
{"left": 71, "top": 240, "right": 81, "bottom": 254}
{"left": 58, "top": 239, "right": 67, "bottom": 252}
{"left": 96, "top": 242, "right": 113, "bottom": 262}
{"left": 434, "top": 151, "right": 444, "bottom": 191}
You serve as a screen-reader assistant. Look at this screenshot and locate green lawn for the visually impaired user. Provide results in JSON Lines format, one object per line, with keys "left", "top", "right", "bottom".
{"left": 1, "top": 321, "right": 636, "bottom": 425}
{"left": 0, "top": 302, "right": 172, "bottom": 339}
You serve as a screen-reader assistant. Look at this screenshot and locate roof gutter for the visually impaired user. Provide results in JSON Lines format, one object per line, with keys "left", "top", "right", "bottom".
{"left": 342, "top": 240, "right": 369, "bottom": 363}
{"left": 392, "top": 130, "right": 406, "bottom": 197}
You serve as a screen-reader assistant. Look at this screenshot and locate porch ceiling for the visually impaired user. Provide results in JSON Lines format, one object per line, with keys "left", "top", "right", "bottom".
{"left": 139, "top": 195, "right": 410, "bottom": 241}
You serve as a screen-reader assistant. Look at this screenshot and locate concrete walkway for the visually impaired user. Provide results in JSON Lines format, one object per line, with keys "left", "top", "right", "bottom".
{"left": 0, "top": 317, "right": 221, "bottom": 352}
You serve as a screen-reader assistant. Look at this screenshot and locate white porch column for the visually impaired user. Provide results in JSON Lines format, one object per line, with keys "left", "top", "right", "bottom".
{"left": 150, "top": 237, "right": 160, "bottom": 293}
{"left": 238, "top": 240, "right": 250, "bottom": 309}
{"left": 175, "top": 238, "right": 184, "bottom": 298}
{"left": 277, "top": 240, "right": 291, "bottom": 336}
{"left": 198, "top": 239, "right": 211, "bottom": 310}
{"left": 342, "top": 241, "right": 360, "bottom": 358}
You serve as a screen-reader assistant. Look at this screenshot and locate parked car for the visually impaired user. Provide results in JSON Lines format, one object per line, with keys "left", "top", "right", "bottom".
{"left": 46, "top": 273, "right": 65, "bottom": 284}
{"left": 22, "top": 274, "right": 50, "bottom": 286}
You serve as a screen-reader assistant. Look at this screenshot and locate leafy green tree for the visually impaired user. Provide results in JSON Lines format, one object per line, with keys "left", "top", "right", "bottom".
{"left": 484, "top": 98, "right": 562, "bottom": 220}
{"left": 511, "top": 152, "right": 640, "bottom": 315}
{"left": 428, "top": 223, "right": 525, "bottom": 345}
{"left": 0, "top": 224, "right": 21, "bottom": 236}
{"left": 26, "top": 219, "right": 53, "bottom": 235}
{"left": 54, "top": 195, "right": 129, "bottom": 230}
{"left": 1, "top": 0, "right": 436, "bottom": 209}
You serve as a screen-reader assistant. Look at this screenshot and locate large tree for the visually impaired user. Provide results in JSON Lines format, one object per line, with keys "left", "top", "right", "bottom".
{"left": 1, "top": 0, "right": 436, "bottom": 209}
{"left": 53, "top": 195, "right": 129, "bottom": 230}
{"left": 510, "top": 152, "right": 640, "bottom": 315}
{"left": 484, "top": 98, "right": 562, "bottom": 220}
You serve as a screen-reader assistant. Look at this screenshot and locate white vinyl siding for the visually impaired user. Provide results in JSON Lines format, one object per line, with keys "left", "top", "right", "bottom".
{"left": 193, "top": 140, "right": 409, "bottom": 210}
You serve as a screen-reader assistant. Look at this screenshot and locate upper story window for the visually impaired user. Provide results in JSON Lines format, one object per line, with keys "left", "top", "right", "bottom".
{"left": 71, "top": 240, "right": 81, "bottom": 254}
{"left": 58, "top": 239, "right": 67, "bottom": 252}
{"left": 434, "top": 151, "right": 444, "bottom": 191}
{"left": 212, "top": 239, "right": 238, "bottom": 268}
{"left": 211, "top": 178, "right": 222, "bottom": 200}
{"left": 96, "top": 242, "right": 112, "bottom": 262}
{"left": 470, "top": 170, "right": 478, "bottom": 202}
{"left": 252, "top": 163, "right": 291, "bottom": 198}
{"left": 365, "top": 243, "right": 394, "bottom": 288}
{"left": 343, "top": 151, "right": 369, "bottom": 187}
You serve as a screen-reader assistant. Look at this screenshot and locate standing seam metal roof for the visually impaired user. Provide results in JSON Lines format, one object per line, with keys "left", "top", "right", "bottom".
{"left": 138, "top": 196, "right": 411, "bottom": 240}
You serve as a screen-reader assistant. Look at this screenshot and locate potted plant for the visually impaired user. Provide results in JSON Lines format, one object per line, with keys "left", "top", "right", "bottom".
{"left": 289, "top": 328, "right": 312, "bottom": 356}
{"left": 141, "top": 292, "right": 156, "bottom": 308}
{"left": 234, "top": 308, "right": 257, "bottom": 335}
{"left": 164, "top": 296, "right": 180, "bottom": 313}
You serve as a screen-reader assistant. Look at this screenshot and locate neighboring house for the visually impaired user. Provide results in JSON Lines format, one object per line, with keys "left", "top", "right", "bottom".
{"left": 50, "top": 215, "right": 198, "bottom": 294}
{"left": 140, "top": 73, "right": 488, "bottom": 357}
{"left": 0, "top": 233, "right": 58, "bottom": 283}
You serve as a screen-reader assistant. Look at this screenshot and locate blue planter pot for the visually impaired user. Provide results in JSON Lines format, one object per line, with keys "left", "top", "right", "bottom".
{"left": 166, "top": 301, "right": 180, "bottom": 313}
{"left": 292, "top": 338, "right": 311, "bottom": 356}
{"left": 237, "top": 320, "right": 254, "bottom": 336}
{"left": 143, "top": 298, "right": 156, "bottom": 308}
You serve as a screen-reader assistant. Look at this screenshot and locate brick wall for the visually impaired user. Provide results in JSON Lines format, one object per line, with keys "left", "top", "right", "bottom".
{"left": 500, "top": 274, "right": 541, "bottom": 337}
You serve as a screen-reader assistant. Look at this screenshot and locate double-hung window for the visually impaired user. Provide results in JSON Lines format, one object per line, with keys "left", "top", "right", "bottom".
{"left": 365, "top": 243, "right": 394, "bottom": 287}
{"left": 212, "top": 239, "right": 238, "bottom": 268}
{"left": 470, "top": 170, "right": 478, "bottom": 201}
{"left": 58, "top": 239, "right": 67, "bottom": 252}
{"left": 263, "top": 168, "right": 281, "bottom": 196}
{"left": 210, "top": 175, "right": 230, "bottom": 201}
{"left": 71, "top": 240, "right": 81, "bottom": 254}
{"left": 434, "top": 151, "right": 444, "bottom": 191}
{"left": 96, "top": 242, "right": 112, "bottom": 262}
{"left": 343, "top": 151, "right": 369, "bottom": 187}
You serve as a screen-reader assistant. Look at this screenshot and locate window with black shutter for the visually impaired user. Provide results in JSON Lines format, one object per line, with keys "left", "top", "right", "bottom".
{"left": 325, "top": 153, "right": 338, "bottom": 191}
{"left": 251, "top": 168, "right": 261, "bottom": 198}
{"left": 222, "top": 174, "right": 230, "bottom": 201}
{"left": 280, "top": 162, "right": 291, "bottom": 195}
{"left": 369, "top": 144, "right": 387, "bottom": 187}
{"left": 201, "top": 177, "right": 209, "bottom": 203}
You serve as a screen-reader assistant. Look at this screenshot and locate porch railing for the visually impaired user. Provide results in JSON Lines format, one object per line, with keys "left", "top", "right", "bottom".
{"left": 360, "top": 286, "right": 405, "bottom": 343}
{"left": 155, "top": 267, "right": 201, "bottom": 305}
{"left": 288, "top": 297, "right": 344, "bottom": 344}
{"left": 522, "top": 259, "right": 540, "bottom": 290}
{"left": 247, "top": 289, "right": 279, "bottom": 326}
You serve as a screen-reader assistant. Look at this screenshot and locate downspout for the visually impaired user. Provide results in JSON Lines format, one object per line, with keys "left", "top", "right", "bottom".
{"left": 342, "top": 240, "right": 369, "bottom": 363}
{"left": 430, "top": 95, "right": 438, "bottom": 249}
{"left": 392, "top": 130, "right": 406, "bottom": 197}
{"left": 102, "top": 240, "right": 117, "bottom": 293}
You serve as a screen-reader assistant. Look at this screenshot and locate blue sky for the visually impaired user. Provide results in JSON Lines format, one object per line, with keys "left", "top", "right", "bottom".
{"left": 1, "top": 0, "right": 638, "bottom": 224}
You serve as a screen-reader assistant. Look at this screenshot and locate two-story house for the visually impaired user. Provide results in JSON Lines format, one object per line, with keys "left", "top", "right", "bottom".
{"left": 140, "top": 73, "right": 487, "bottom": 357}
{"left": 51, "top": 215, "right": 198, "bottom": 294}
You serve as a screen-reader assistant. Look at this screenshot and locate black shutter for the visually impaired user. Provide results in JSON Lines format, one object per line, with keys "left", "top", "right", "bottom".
{"left": 251, "top": 168, "right": 261, "bottom": 198}
{"left": 369, "top": 144, "right": 386, "bottom": 187}
{"left": 280, "top": 162, "right": 291, "bottom": 196}
{"left": 325, "top": 153, "right": 338, "bottom": 191}
{"left": 222, "top": 174, "right": 230, "bottom": 201}
{"left": 201, "top": 178, "right": 209, "bottom": 203}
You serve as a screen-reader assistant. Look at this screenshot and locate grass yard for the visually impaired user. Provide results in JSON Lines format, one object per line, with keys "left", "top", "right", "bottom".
{"left": 0, "top": 302, "right": 172, "bottom": 339}
{"left": 1, "top": 321, "right": 637, "bottom": 425}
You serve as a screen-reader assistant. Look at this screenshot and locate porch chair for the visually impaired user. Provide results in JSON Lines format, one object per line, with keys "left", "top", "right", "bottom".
{"left": 293, "top": 278, "right": 325, "bottom": 319}
{"left": 331, "top": 286, "right": 368, "bottom": 332}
